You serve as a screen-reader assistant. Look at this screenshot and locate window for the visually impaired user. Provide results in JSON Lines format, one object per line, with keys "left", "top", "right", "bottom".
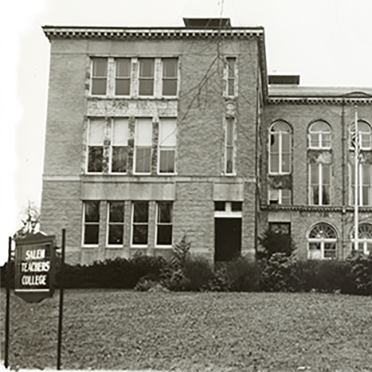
{"left": 226, "top": 57, "right": 236, "bottom": 96}
{"left": 107, "top": 202, "right": 124, "bottom": 246}
{"left": 135, "top": 119, "right": 152, "bottom": 174}
{"left": 309, "top": 164, "right": 331, "bottom": 205}
{"left": 87, "top": 118, "right": 128, "bottom": 174}
{"left": 132, "top": 202, "right": 149, "bottom": 246}
{"left": 115, "top": 58, "right": 131, "bottom": 96}
{"left": 349, "top": 121, "right": 372, "bottom": 150}
{"left": 350, "top": 224, "right": 372, "bottom": 255}
{"left": 308, "top": 223, "right": 337, "bottom": 259}
{"left": 350, "top": 164, "right": 372, "bottom": 206}
{"left": 225, "top": 118, "right": 234, "bottom": 174}
{"left": 214, "top": 202, "right": 242, "bottom": 216}
{"left": 269, "top": 222, "right": 290, "bottom": 235}
{"left": 111, "top": 118, "right": 128, "bottom": 173}
{"left": 83, "top": 201, "right": 100, "bottom": 245}
{"left": 87, "top": 118, "right": 105, "bottom": 173}
{"left": 139, "top": 58, "right": 154, "bottom": 96}
{"left": 156, "top": 202, "right": 173, "bottom": 246}
{"left": 159, "top": 118, "right": 176, "bottom": 174}
{"left": 269, "top": 121, "right": 291, "bottom": 174}
{"left": 162, "top": 59, "right": 178, "bottom": 96}
{"left": 91, "top": 58, "right": 107, "bottom": 95}
{"left": 269, "top": 189, "right": 291, "bottom": 205}
{"left": 308, "top": 121, "right": 331, "bottom": 148}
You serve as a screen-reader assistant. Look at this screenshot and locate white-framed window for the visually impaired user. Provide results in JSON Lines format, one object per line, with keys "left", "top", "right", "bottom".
{"left": 115, "top": 58, "right": 131, "bottom": 96}
{"left": 309, "top": 164, "right": 331, "bottom": 205}
{"left": 226, "top": 57, "right": 236, "bottom": 96}
{"left": 87, "top": 118, "right": 105, "bottom": 173}
{"left": 162, "top": 58, "right": 178, "bottom": 96}
{"left": 308, "top": 121, "right": 331, "bottom": 149}
{"left": 158, "top": 118, "right": 176, "bottom": 174}
{"left": 90, "top": 57, "right": 178, "bottom": 98}
{"left": 132, "top": 202, "right": 149, "bottom": 246}
{"left": 111, "top": 118, "right": 129, "bottom": 173}
{"left": 83, "top": 201, "right": 100, "bottom": 246}
{"left": 134, "top": 119, "right": 152, "bottom": 174}
{"left": 349, "top": 121, "right": 372, "bottom": 150}
{"left": 308, "top": 223, "right": 337, "bottom": 259}
{"left": 107, "top": 201, "right": 124, "bottom": 246}
{"left": 138, "top": 58, "right": 155, "bottom": 96}
{"left": 156, "top": 202, "right": 173, "bottom": 246}
{"left": 269, "top": 189, "right": 291, "bottom": 205}
{"left": 269, "top": 121, "right": 291, "bottom": 174}
{"left": 87, "top": 118, "right": 128, "bottom": 174}
{"left": 91, "top": 58, "right": 107, "bottom": 95}
{"left": 350, "top": 223, "right": 372, "bottom": 255}
{"left": 350, "top": 163, "right": 372, "bottom": 206}
{"left": 225, "top": 117, "right": 235, "bottom": 174}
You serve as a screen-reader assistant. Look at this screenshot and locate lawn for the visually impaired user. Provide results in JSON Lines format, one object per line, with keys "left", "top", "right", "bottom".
{"left": 1, "top": 289, "right": 372, "bottom": 371}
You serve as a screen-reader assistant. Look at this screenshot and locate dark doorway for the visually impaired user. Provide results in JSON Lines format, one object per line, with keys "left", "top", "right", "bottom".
{"left": 214, "top": 218, "right": 242, "bottom": 262}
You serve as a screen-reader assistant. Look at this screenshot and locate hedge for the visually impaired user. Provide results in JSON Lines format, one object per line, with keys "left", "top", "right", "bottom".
{"left": 1, "top": 253, "right": 371, "bottom": 295}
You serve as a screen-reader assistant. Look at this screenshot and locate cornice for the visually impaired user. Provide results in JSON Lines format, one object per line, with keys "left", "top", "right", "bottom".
{"left": 261, "top": 205, "right": 372, "bottom": 213}
{"left": 42, "top": 26, "right": 264, "bottom": 41}
{"left": 267, "top": 97, "right": 372, "bottom": 105}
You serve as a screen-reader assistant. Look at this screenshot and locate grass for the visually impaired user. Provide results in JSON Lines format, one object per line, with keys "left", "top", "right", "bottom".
{"left": 1, "top": 289, "right": 372, "bottom": 371}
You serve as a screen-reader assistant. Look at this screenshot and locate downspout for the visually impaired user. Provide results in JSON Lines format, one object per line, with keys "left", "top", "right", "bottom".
{"left": 341, "top": 100, "right": 346, "bottom": 259}
{"left": 254, "top": 42, "right": 261, "bottom": 260}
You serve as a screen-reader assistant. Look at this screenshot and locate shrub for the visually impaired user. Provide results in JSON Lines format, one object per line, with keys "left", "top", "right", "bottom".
{"left": 183, "top": 256, "right": 214, "bottom": 291}
{"left": 55, "top": 255, "right": 170, "bottom": 289}
{"left": 170, "top": 235, "right": 191, "bottom": 269}
{"left": 162, "top": 269, "right": 191, "bottom": 291}
{"left": 134, "top": 278, "right": 159, "bottom": 291}
{"left": 208, "top": 257, "right": 261, "bottom": 292}
{"left": 257, "top": 228, "right": 296, "bottom": 260}
{"left": 289, "top": 259, "right": 349, "bottom": 293}
{"left": 260, "top": 253, "right": 295, "bottom": 292}
{"left": 346, "top": 254, "right": 372, "bottom": 295}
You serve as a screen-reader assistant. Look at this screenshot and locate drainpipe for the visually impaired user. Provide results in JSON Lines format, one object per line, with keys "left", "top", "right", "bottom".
{"left": 341, "top": 101, "right": 345, "bottom": 259}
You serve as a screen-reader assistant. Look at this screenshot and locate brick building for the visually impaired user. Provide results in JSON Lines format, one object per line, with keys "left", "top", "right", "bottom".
{"left": 40, "top": 18, "right": 372, "bottom": 265}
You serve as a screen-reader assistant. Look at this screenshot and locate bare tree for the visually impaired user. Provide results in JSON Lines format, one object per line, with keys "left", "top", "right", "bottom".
{"left": 13, "top": 202, "right": 40, "bottom": 239}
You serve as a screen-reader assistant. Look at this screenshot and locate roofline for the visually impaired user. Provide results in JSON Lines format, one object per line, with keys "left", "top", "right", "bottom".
{"left": 42, "top": 25, "right": 265, "bottom": 40}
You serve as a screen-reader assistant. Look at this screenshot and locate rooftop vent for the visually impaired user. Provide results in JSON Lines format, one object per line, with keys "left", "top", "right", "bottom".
{"left": 183, "top": 18, "right": 232, "bottom": 29}
{"left": 268, "top": 75, "right": 300, "bottom": 85}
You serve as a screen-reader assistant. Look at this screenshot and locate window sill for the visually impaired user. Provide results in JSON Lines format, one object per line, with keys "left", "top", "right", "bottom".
{"left": 88, "top": 95, "right": 179, "bottom": 100}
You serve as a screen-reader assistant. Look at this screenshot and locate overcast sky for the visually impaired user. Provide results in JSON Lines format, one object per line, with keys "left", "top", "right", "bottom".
{"left": 1, "top": 0, "right": 372, "bottom": 263}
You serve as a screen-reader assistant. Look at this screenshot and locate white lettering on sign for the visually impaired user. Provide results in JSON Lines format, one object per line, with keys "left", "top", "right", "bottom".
{"left": 21, "top": 275, "right": 47, "bottom": 286}
{"left": 25, "top": 249, "right": 46, "bottom": 260}
{"left": 21, "top": 262, "right": 50, "bottom": 273}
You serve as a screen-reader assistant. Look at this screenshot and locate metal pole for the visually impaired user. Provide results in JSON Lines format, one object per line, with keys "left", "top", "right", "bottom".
{"left": 57, "top": 229, "right": 65, "bottom": 370}
{"left": 4, "top": 237, "right": 12, "bottom": 368}
{"left": 354, "top": 107, "right": 359, "bottom": 252}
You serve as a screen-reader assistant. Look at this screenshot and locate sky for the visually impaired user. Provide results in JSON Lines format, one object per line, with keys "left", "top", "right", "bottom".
{"left": 1, "top": 0, "right": 372, "bottom": 264}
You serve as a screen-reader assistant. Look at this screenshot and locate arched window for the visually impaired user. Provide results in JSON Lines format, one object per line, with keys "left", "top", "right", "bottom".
{"left": 308, "top": 121, "right": 331, "bottom": 149}
{"left": 350, "top": 223, "right": 372, "bottom": 255}
{"left": 308, "top": 223, "right": 337, "bottom": 259}
{"left": 269, "top": 121, "right": 292, "bottom": 174}
{"left": 349, "top": 121, "right": 372, "bottom": 150}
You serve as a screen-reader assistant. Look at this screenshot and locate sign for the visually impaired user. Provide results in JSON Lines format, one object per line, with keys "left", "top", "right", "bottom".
{"left": 15, "top": 232, "right": 56, "bottom": 303}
